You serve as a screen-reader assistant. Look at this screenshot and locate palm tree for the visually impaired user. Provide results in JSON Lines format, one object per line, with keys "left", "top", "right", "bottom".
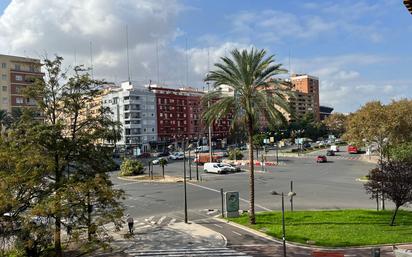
{"left": 159, "top": 158, "right": 168, "bottom": 179}
{"left": 203, "top": 48, "right": 290, "bottom": 224}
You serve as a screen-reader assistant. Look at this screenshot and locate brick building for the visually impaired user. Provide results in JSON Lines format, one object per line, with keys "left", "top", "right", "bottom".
{"left": 0, "top": 54, "right": 43, "bottom": 113}
{"left": 148, "top": 85, "right": 231, "bottom": 149}
{"left": 290, "top": 74, "right": 320, "bottom": 121}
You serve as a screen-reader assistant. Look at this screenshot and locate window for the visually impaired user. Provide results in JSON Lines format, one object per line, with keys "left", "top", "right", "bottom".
{"left": 15, "top": 75, "right": 23, "bottom": 81}
{"left": 2, "top": 75, "right": 6, "bottom": 80}
{"left": 1, "top": 63, "right": 6, "bottom": 69}
{"left": 14, "top": 64, "right": 21, "bottom": 71}
{"left": 16, "top": 97, "right": 24, "bottom": 104}
{"left": 2, "top": 97, "right": 8, "bottom": 104}
{"left": 2, "top": 86, "right": 6, "bottom": 92}
{"left": 29, "top": 66, "right": 35, "bottom": 72}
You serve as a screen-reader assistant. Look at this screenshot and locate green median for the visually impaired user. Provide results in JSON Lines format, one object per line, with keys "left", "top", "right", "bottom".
{"left": 228, "top": 209, "right": 412, "bottom": 247}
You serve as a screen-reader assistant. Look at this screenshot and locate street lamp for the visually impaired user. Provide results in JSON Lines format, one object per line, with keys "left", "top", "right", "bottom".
{"left": 270, "top": 190, "right": 286, "bottom": 257}
{"left": 183, "top": 139, "right": 188, "bottom": 223}
{"left": 188, "top": 143, "right": 194, "bottom": 180}
{"left": 288, "top": 180, "right": 296, "bottom": 212}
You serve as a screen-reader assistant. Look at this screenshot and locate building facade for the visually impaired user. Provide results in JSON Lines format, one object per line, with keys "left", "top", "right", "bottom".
{"left": 149, "top": 85, "right": 230, "bottom": 149}
{"left": 319, "top": 105, "right": 334, "bottom": 121}
{"left": 0, "top": 54, "right": 43, "bottom": 113}
{"left": 290, "top": 74, "right": 320, "bottom": 121}
{"left": 103, "top": 81, "right": 157, "bottom": 153}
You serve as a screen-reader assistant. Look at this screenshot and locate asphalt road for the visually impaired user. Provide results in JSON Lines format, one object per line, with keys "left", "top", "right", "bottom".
{"left": 111, "top": 148, "right": 384, "bottom": 220}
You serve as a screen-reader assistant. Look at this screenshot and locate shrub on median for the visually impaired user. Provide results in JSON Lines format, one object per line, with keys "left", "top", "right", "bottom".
{"left": 120, "top": 159, "right": 145, "bottom": 176}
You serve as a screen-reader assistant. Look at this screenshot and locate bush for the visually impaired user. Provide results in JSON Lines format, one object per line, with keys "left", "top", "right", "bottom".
{"left": 228, "top": 148, "right": 244, "bottom": 160}
{"left": 120, "top": 159, "right": 145, "bottom": 176}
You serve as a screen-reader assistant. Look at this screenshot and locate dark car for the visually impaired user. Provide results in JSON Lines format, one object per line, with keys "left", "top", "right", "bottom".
{"left": 316, "top": 155, "right": 327, "bottom": 163}
{"left": 158, "top": 151, "right": 170, "bottom": 157}
{"left": 137, "top": 152, "right": 151, "bottom": 158}
{"left": 326, "top": 150, "right": 335, "bottom": 156}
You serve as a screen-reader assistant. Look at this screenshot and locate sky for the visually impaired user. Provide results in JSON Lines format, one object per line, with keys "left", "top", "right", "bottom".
{"left": 0, "top": 0, "right": 411, "bottom": 113}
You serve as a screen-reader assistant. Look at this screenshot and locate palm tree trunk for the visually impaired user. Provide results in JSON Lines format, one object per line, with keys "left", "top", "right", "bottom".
{"left": 247, "top": 121, "right": 256, "bottom": 224}
{"left": 390, "top": 205, "right": 400, "bottom": 226}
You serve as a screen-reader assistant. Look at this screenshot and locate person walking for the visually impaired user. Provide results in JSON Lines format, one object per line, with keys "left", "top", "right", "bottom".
{"left": 127, "top": 214, "right": 134, "bottom": 234}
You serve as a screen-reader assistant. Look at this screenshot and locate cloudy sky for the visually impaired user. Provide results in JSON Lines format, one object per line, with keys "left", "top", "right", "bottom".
{"left": 0, "top": 0, "right": 411, "bottom": 112}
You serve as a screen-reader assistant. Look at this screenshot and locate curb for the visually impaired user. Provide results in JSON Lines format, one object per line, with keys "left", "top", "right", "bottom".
{"left": 213, "top": 217, "right": 408, "bottom": 251}
{"left": 116, "top": 176, "right": 200, "bottom": 184}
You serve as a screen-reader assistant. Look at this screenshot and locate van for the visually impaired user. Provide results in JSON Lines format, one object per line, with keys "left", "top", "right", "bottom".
{"left": 203, "top": 162, "right": 230, "bottom": 174}
{"left": 330, "top": 145, "right": 339, "bottom": 152}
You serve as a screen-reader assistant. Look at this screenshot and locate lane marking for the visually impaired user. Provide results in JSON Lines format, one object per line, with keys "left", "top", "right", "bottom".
{"left": 157, "top": 216, "right": 166, "bottom": 225}
{"left": 232, "top": 231, "right": 242, "bottom": 236}
{"left": 213, "top": 224, "right": 223, "bottom": 228}
{"left": 168, "top": 218, "right": 176, "bottom": 225}
{"left": 187, "top": 182, "right": 272, "bottom": 212}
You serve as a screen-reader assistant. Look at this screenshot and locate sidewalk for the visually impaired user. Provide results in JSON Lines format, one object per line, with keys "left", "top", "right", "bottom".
{"left": 95, "top": 220, "right": 227, "bottom": 256}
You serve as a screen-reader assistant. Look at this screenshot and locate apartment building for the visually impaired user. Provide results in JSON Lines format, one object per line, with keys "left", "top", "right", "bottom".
{"left": 290, "top": 74, "right": 320, "bottom": 121}
{"left": 103, "top": 81, "right": 157, "bottom": 153}
{"left": 149, "top": 85, "right": 230, "bottom": 149}
{"left": 0, "top": 54, "right": 43, "bottom": 113}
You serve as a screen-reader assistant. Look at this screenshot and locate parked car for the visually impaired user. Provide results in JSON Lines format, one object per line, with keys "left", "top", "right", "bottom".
{"left": 195, "top": 146, "right": 209, "bottom": 153}
{"left": 169, "top": 152, "right": 184, "bottom": 160}
{"left": 316, "top": 155, "right": 327, "bottom": 163}
{"left": 347, "top": 145, "right": 359, "bottom": 154}
{"left": 152, "top": 157, "right": 167, "bottom": 165}
{"left": 137, "top": 152, "right": 151, "bottom": 158}
{"left": 203, "top": 162, "right": 231, "bottom": 174}
{"left": 157, "top": 151, "right": 170, "bottom": 157}
{"left": 330, "top": 145, "right": 340, "bottom": 152}
{"left": 326, "top": 150, "right": 335, "bottom": 156}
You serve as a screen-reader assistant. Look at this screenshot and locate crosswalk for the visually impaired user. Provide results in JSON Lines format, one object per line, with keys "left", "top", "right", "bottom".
{"left": 125, "top": 247, "right": 252, "bottom": 257}
{"left": 140, "top": 215, "right": 178, "bottom": 227}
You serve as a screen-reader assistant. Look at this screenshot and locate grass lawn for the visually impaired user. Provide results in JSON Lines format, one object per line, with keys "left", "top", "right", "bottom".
{"left": 228, "top": 209, "right": 412, "bottom": 247}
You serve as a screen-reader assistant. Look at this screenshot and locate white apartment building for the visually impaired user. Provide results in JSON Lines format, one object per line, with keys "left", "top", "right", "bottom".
{"left": 103, "top": 81, "right": 157, "bottom": 153}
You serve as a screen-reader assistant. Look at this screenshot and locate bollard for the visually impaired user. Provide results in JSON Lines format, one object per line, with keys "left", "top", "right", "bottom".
{"left": 371, "top": 248, "right": 380, "bottom": 257}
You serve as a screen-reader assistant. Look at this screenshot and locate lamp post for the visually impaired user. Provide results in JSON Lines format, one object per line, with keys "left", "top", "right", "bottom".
{"left": 188, "top": 142, "right": 192, "bottom": 180}
{"left": 288, "top": 181, "right": 296, "bottom": 212}
{"left": 271, "top": 190, "right": 286, "bottom": 257}
{"left": 183, "top": 139, "right": 188, "bottom": 223}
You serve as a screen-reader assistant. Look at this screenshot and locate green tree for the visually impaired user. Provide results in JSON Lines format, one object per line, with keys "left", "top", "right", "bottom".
{"left": 120, "top": 159, "right": 145, "bottom": 176}
{"left": 228, "top": 148, "right": 244, "bottom": 160}
{"left": 323, "top": 113, "right": 347, "bottom": 137}
{"left": 5, "top": 56, "right": 125, "bottom": 255}
{"left": 203, "top": 48, "right": 290, "bottom": 224}
{"left": 389, "top": 142, "right": 412, "bottom": 162}
{"left": 159, "top": 158, "right": 168, "bottom": 178}
{"left": 365, "top": 161, "right": 412, "bottom": 226}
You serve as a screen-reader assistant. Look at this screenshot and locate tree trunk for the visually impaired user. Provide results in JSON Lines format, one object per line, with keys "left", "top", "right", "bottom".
{"left": 162, "top": 166, "right": 165, "bottom": 179}
{"left": 87, "top": 191, "right": 93, "bottom": 241}
{"left": 54, "top": 155, "right": 62, "bottom": 257}
{"left": 247, "top": 121, "right": 256, "bottom": 225}
{"left": 390, "top": 206, "right": 400, "bottom": 226}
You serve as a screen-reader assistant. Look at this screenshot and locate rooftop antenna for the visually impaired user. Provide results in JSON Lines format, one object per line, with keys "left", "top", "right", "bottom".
{"left": 185, "top": 38, "right": 189, "bottom": 87}
{"left": 288, "top": 48, "right": 291, "bottom": 77}
{"left": 126, "top": 25, "right": 131, "bottom": 82}
{"left": 156, "top": 39, "right": 160, "bottom": 85}
{"left": 74, "top": 48, "right": 77, "bottom": 67}
{"left": 89, "top": 41, "right": 94, "bottom": 79}
{"left": 207, "top": 47, "right": 210, "bottom": 90}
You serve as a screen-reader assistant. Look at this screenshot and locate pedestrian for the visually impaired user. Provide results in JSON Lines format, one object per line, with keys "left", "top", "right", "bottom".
{"left": 127, "top": 214, "right": 134, "bottom": 234}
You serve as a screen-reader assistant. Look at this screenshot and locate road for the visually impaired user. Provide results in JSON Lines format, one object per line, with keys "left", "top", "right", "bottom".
{"left": 111, "top": 148, "right": 382, "bottom": 220}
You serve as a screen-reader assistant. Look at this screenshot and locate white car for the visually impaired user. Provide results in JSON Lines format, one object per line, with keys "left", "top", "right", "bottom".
{"left": 169, "top": 152, "right": 184, "bottom": 160}
{"left": 330, "top": 145, "right": 340, "bottom": 152}
{"left": 203, "top": 162, "right": 231, "bottom": 174}
{"left": 152, "top": 157, "right": 167, "bottom": 165}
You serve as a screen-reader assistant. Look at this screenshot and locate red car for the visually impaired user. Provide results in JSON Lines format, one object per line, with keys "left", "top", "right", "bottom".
{"left": 347, "top": 145, "right": 359, "bottom": 154}
{"left": 316, "top": 155, "right": 327, "bottom": 163}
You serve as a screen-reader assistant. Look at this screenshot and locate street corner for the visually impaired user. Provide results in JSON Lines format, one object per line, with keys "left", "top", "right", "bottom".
{"left": 169, "top": 221, "right": 228, "bottom": 248}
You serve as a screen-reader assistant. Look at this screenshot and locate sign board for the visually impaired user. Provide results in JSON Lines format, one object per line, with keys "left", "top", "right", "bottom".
{"left": 225, "top": 192, "right": 239, "bottom": 218}
{"left": 263, "top": 138, "right": 270, "bottom": 144}
{"left": 270, "top": 137, "right": 274, "bottom": 143}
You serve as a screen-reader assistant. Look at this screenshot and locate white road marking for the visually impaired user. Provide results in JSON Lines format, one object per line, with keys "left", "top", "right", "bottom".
{"left": 232, "top": 231, "right": 242, "bottom": 236}
{"left": 187, "top": 182, "right": 272, "bottom": 211}
{"left": 157, "top": 216, "right": 167, "bottom": 225}
{"left": 168, "top": 218, "right": 176, "bottom": 225}
{"left": 213, "top": 224, "right": 223, "bottom": 228}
